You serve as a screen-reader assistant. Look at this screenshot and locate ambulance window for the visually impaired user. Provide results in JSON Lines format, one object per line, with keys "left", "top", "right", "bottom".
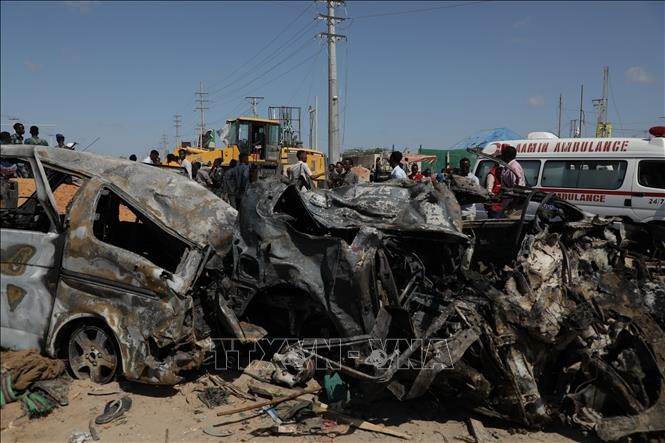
{"left": 475, "top": 159, "right": 540, "bottom": 187}
{"left": 542, "top": 160, "right": 627, "bottom": 190}
{"left": 521, "top": 161, "right": 541, "bottom": 187}
{"left": 638, "top": 160, "right": 665, "bottom": 189}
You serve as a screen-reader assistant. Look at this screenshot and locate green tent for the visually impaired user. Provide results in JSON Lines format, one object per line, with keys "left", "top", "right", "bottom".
{"left": 419, "top": 148, "right": 475, "bottom": 173}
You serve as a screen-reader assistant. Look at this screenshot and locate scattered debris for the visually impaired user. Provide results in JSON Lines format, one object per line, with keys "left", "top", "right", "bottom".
{"left": 20, "top": 391, "right": 56, "bottom": 418}
{"left": 67, "top": 431, "right": 92, "bottom": 443}
{"left": 261, "top": 406, "right": 283, "bottom": 425}
{"left": 216, "top": 386, "right": 321, "bottom": 418}
{"left": 94, "top": 396, "right": 132, "bottom": 425}
{"left": 88, "top": 419, "right": 99, "bottom": 441}
{"left": 467, "top": 418, "right": 491, "bottom": 443}
{"left": 323, "top": 372, "right": 350, "bottom": 406}
{"left": 315, "top": 401, "right": 412, "bottom": 440}
{"left": 0, "top": 350, "right": 65, "bottom": 391}
{"left": 202, "top": 427, "right": 234, "bottom": 438}
{"left": 207, "top": 374, "right": 255, "bottom": 401}
{"left": 247, "top": 381, "right": 289, "bottom": 399}
{"left": 197, "top": 387, "right": 229, "bottom": 409}
{"left": 87, "top": 389, "right": 121, "bottom": 397}
{"left": 32, "top": 376, "right": 72, "bottom": 406}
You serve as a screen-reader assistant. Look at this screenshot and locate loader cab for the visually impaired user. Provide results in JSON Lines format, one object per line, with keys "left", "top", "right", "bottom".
{"left": 227, "top": 118, "right": 281, "bottom": 161}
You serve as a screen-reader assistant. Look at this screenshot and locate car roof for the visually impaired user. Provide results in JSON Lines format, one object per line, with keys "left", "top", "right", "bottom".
{"left": 1, "top": 145, "right": 237, "bottom": 250}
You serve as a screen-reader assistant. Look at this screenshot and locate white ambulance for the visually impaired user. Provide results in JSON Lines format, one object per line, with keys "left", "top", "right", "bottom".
{"left": 473, "top": 127, "right": 665, "bottom": 224}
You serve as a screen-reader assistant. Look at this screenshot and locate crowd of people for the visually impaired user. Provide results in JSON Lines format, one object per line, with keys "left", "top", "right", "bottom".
{"left": 3, "top": 118, "right": 527, "bottom": 221}
{"left": 1, "top": 122, "right": 75, "bottom": 179}
{"left": 127, "top": 148, "right": 252, "bottom": 209}
{"left": 369, "top": 147, "right": 527, "bottom": 221}
{"left": 1, "top": 122, "right": 72, "bottom": 149}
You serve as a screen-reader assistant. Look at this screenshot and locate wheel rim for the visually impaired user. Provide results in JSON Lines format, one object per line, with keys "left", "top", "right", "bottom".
{"left": 68, "top": 325, "right": 118, "bottom": 384}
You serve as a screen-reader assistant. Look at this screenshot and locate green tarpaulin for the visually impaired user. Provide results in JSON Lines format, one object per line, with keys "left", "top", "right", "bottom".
{"left": 418, "top": 148, "right": 475, "bottom": 173}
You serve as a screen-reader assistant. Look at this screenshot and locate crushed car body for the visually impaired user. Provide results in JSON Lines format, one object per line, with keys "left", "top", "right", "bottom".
{"left": 1, "top": 145, "right": 237, "bottom": 384}
{"left": 217, "top": 175, "right": 665, "bottom": 440}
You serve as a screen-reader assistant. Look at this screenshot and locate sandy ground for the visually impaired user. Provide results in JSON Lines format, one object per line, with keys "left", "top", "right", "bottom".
{"left": 0, "top": 369, "right": 591, "bottom": 443}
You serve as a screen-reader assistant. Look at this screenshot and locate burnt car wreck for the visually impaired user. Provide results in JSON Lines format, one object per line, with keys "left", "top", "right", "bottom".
{"left": 2, "top": 146, "right": 664, "bottom": 440}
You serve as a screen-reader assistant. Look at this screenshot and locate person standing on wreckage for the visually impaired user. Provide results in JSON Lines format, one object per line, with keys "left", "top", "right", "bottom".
{"left": 389, "top": 151, "right": 408, "bottom": 179}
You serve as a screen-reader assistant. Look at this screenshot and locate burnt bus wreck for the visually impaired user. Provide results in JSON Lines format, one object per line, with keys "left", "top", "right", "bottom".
{"left": 1, "top": 146, "right": 664, "bottom": 440}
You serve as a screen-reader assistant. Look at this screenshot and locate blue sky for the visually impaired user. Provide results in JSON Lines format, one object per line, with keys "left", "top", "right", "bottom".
{"left": 1, "top": 1, "right": 663, "bottom": 158}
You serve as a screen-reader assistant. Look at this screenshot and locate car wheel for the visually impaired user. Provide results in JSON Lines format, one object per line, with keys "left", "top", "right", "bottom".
{"left": 68, "top": 324, "right": 118, "bottom": 384}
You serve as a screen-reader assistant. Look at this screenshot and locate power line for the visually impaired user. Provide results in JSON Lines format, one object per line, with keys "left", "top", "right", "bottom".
{"left": 353, "top": 1, "right": 486, "bottom": 19}
{"left": 206, "top": 1, "right": 316, "bottom": 93}
{"left": 288, "top": 39, "right": 325, "bottom": 104}
{"left": 170, "top": 3, "right": 317, "bottom": 126}
{"left": 214, "top": 37, "right": 321, "bottom": 101}
{"left": 242, "top": 46, "right": 326, "bottom": 99}
{"left": 208, "top": 19, "right": 320, "bottom": 100}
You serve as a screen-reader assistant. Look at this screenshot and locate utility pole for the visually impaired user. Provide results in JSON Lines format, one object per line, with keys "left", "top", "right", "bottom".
{"left": 593, "top": 66, "right": 610, "bottom": 137}
{"left": 195, "top": 82, "right": 209, "bottom": 147}
{"left": 577, "top": 84, "right": 584, "bottom": 138}
{"left": 557, "top": 94, "right": 563, "bottom": 138}
{"left": 570, "top": 119, "right": 578, "bottom": 138}
{"left": 160, "top": 133, "right": 168, "bottom": 156}
{"left": 308, "top": 104, "right": 315, "bottom": 149}
{"left": 244, "top": 96, "right": 264, "bottom": 117}
{"left": 173, "top": 114, "right": 182, "bottom": 148}
{"left": 307, "top": 97, "right": 319, "bottom": 150}
{"left": 319, "top": 1, "right": 346, "bottom": 163}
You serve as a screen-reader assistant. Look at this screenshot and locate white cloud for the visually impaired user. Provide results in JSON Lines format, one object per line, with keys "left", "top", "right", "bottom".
{"left": 625, "top": 66, "right": 653, "bottom": 83}
{"left": 527, "top": 96, "right": 545, "bottom": 107}
{"left": 63, "top": 1, "right": 99, "bottom": 14}
{"left": 25, "top": 61, "right": 43, "bottom": 73}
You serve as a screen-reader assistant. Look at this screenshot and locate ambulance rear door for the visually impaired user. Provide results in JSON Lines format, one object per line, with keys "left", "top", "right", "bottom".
{"left": 632, "top": 159, "right": 665, "bottom": 222}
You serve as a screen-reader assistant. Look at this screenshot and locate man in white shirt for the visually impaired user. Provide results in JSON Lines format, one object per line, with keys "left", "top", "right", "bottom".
{"left": 288, "top": 150, "right": 324, "bottom": 190}
{"left": 142, "top": 150, "right": 160, "bottom": 165}
{"left": 178, "top": 149, "right": 193, "bottom": 179}
{"left": 389, "top": 151, "right": 408, "bottom": 180}
{"left": 459, "top": 157, "right": 480, "bottom": 220}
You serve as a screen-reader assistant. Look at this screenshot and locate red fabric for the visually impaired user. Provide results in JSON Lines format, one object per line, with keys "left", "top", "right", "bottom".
{"left": 488, "top": 166, "right": 502, "bottom": 211}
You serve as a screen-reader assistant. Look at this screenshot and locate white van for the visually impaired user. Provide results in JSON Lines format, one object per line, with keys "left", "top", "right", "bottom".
{"left": 473, "top": 127, "right": 665, "bottom": 224}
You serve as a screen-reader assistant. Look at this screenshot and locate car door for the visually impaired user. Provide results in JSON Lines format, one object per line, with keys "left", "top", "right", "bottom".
{"left": 0, "top": 155, "right": 63, "bottom": 350}
{"left": 59, "top": 178, "right": 206, "bottom": 300}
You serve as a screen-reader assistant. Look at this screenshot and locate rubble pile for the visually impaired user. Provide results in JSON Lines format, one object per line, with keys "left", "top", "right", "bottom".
{"left": 203, "top": 176, "right": 665, "bottom": 441}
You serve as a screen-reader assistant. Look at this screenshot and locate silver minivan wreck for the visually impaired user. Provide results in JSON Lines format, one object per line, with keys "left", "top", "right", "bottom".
{"left": 1, "top": 145, "right": 237, "bottom": 384}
